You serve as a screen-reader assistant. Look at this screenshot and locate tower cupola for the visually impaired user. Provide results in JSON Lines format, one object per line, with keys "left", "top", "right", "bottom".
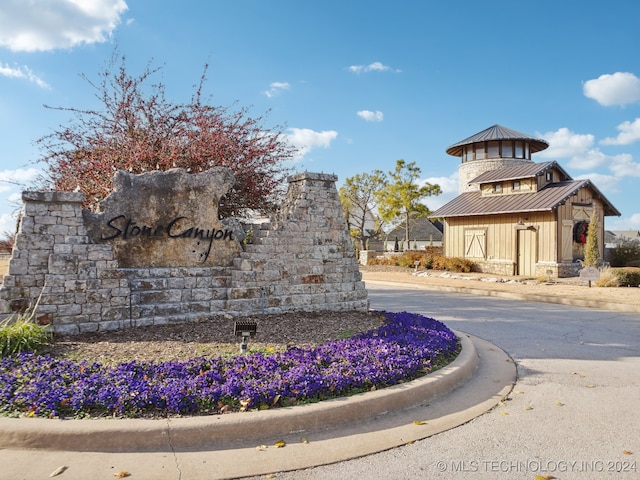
{"left": 446, "top": 124, "right": 549, "bottom": 193}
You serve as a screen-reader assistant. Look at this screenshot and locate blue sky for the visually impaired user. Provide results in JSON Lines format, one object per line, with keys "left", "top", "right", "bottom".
{"left": 1, "top": 0, "right": 640, "bottom": 236}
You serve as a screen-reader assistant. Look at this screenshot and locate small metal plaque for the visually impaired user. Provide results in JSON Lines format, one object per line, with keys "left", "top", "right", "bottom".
{"left": 579, "top": 266, "right": 600, "bottom": 282}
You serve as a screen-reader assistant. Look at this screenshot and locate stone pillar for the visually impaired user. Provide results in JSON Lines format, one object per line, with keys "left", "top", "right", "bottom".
{"left": 0, "top": 191, "right": 86, "bottom": 317}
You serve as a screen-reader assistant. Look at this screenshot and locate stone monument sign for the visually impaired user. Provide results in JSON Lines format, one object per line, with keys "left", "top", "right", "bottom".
{"left": 0, "top": 169, "right": 368, "bottom": 334}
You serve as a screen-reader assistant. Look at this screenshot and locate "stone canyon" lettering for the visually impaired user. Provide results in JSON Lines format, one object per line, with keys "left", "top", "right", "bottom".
{"left": 102, "top": 215, "right": 235, "bottom": 262}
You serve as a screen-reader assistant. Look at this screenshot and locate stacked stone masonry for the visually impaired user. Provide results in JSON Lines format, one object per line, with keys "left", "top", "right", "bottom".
{"left": 0, "top": 172, "right": 369, "bottom": 334}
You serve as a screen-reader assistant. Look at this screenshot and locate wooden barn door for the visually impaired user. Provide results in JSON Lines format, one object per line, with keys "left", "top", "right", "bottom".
{"left": 517, "top": 228, "right": 537, "bottom": 276}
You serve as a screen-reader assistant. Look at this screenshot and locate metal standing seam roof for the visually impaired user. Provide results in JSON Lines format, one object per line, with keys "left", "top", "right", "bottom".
{"left": 468, "top": 161, "right": 571, "bottom": 184}
{"left": 446, "top": 124, "right": 549, "bottom": 157}
{"left": 430, "top": 180, "right": 621, "bottom": 218}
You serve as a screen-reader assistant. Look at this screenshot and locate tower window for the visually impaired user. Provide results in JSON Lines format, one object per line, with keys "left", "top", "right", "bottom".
{"left": 513, "top": 180, "right": 521, "bottom": 191}
{"left": 515, "top": 141, "right": 524, "bottom": 158}
{"left": 464, "top": 146, "right": 474, "bottom": 162}
{"left": 502, "top": 141, "right": 513, "bottom": 157}
{"left": 487, "top": 141, "right": 499, "bottom": 158}
{"left": 493, "top": 183, "right": 502, "bottom": 193}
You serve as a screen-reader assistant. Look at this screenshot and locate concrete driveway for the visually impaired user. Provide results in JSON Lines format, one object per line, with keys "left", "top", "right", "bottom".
{"left": 248, "top": 282, "right": 640, "bottom": 480}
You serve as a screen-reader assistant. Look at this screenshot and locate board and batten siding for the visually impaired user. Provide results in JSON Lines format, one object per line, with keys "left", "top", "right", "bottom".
{"left": 443, "top": 211, "right": 558, "bottom": 264}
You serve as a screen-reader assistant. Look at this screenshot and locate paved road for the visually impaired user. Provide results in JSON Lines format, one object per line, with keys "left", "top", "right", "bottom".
{"left": 248, "top": 283, "right": 640, "bottom": 480}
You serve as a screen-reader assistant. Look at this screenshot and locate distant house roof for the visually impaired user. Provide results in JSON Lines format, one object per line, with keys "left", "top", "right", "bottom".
{"left": 446, "top": 124, "right": 549, "bottom": 157}
{"left": 431, "top": 180, "right": 621, "bottom": 218}
{"left": 387, "top": 218, "right": 443, "bottom": 241}
{"left": 608, "top": 230, "right": 640, "bottom": 241}
{"left": 468, "top": 161, "right": 571, "bottom": 185}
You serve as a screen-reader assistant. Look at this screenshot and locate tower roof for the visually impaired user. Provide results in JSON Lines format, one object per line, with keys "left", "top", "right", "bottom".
{"left": 446, "top": 124, "right": 549, "bottom": 157}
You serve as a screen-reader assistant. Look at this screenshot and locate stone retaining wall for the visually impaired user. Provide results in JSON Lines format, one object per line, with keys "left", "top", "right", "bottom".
{"left": 0, "top": 171, "right": 368, "bottom": 334}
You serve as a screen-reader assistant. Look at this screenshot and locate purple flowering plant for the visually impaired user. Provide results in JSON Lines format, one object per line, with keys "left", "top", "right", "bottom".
{"left": 0, "top": 311, "right": 458, "bottom": 419}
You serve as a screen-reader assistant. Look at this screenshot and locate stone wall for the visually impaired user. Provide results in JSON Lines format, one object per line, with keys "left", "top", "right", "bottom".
{"left": 472, "top": 259, "right": 581, "bottom": 278}
{"left": 0, "top": 171, "right": 368, "bottom": 334}
{"left": 458, "top": 158, "right": 533, "bottom": 193}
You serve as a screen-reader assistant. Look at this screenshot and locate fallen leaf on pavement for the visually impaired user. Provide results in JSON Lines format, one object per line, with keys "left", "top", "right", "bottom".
{"left": 49, "top": 466, "right": 67, "bottom": 477}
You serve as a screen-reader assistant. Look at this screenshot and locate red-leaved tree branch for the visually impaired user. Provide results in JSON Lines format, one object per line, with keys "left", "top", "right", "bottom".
{"left": 36, "top": 53, "right": 296, "bottom": 218}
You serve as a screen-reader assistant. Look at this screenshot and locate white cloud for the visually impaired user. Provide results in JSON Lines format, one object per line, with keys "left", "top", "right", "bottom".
{"left": 287, "top": 128, "right": 338, "bottom": 160}
{"left": 0, "top": 167, "right": 41, "bottom": 186}
{"left": 347, "top": 61, "right": 400, "bottom": 74}
{"left": 264, "top": 81, "right": 290, "bottom": 98}
{"left": 0, "top": 212, "right": 20, "bottom": 236}
{"left": 536, "top": 127, "right": 594, "bottom": 159}
{"left": 601, "top": 118, "right": 640, "bottom": 145}
{"left": 607, "top": 212, "right": 640, "bottom": 230}
{"left": 583, "top": 72, "right": 640, "bottom": 107}
{"left": 421, "top": 171, "right": 458, "bottom": 210}
{"left": 0, "top": 0, "right": 128, "bottom": 52}
{"left": 574, "top": 172, "right": 620, "bottom": 192}
{"left": 0, "top": 63, "right": 49, "bottom": 89}
{"left": 566, "top": 148, "right": 610, "bottom": 170}
{"left": 0, "top": 168, "right": 41, "bottom": 234}
{"left": 7, "top": 191, "right": 22, "bottom": 202}
{"left": 608, "top": 154, "right": 640, "bottom": 177}
{"left": 356, "top": 110, "right": 384, "bottom": 122}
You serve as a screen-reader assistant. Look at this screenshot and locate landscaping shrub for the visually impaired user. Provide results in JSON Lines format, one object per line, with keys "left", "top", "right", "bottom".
{"left": 431, "top": 255, "right": 475, "bottom": 273}
{"left": 594, "top": 267, "right": 619, "bottom": 287}
{"left": 396, "top": 250, "right": 428, "bottom": 268}
{"left": 611, "top": 267, "right": 640, "bottom": 287}
{"left": 367, "top": 256, "right": 397, "bottom": 266}
{"left": 610, "top": 240, "right": 640, "bottom": 267}
{"left": 0, "top": 315, "right": 51, "bottom": 357}
{"left": 368, "top": 252, "right": 474, "bottom": 272}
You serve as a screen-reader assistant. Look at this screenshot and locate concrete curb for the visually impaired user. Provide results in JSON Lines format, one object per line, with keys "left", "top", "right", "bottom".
{"left": 0, "top": 331, "right": 479, "bottom": 453}
{"left": 0, "top": 333, "right": 516, "bottom": 480}
{"left": 364, "top": 278, "right": 640, "bottom": 313}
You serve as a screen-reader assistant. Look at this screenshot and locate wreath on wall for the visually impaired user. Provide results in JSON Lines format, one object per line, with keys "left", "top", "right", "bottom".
{"left": 573, "top": 221, "right": 589, "bottom": 244}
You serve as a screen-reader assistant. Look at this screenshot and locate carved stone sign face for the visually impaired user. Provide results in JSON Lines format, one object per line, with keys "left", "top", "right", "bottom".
{"left": 84, "top": 167, "right": 243, "bottom": 267}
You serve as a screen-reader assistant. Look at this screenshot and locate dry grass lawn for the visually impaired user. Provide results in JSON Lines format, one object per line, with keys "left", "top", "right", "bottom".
{"left": 360, "top": 266, "right": 640, "bottom": 309}
{"left": 0, "top": 256, "right": 8, "bottom": 278}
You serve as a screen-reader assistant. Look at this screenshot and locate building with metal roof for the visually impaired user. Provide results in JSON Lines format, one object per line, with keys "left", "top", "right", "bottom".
{"left": 431, "top": 125, "right": 620, "bottom": 277}
{"left": 385, "top": 217, "right": 443, "bottom": 250}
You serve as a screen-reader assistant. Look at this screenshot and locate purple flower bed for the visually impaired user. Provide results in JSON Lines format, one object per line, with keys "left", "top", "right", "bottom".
{"left": 0, "top": 311, "right": 458, "bottom": 419}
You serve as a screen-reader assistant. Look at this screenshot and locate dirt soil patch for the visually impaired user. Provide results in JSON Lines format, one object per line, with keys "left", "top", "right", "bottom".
{"left": 47, "top": 311, "right": 386, "bottom": 365}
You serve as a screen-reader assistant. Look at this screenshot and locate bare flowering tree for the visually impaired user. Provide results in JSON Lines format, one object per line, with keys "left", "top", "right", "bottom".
{"left": 339, "top": 170, "right": 387, "bottom": 250}
{"left": 36, "top": 53, "right": 296, "bottom": 217}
